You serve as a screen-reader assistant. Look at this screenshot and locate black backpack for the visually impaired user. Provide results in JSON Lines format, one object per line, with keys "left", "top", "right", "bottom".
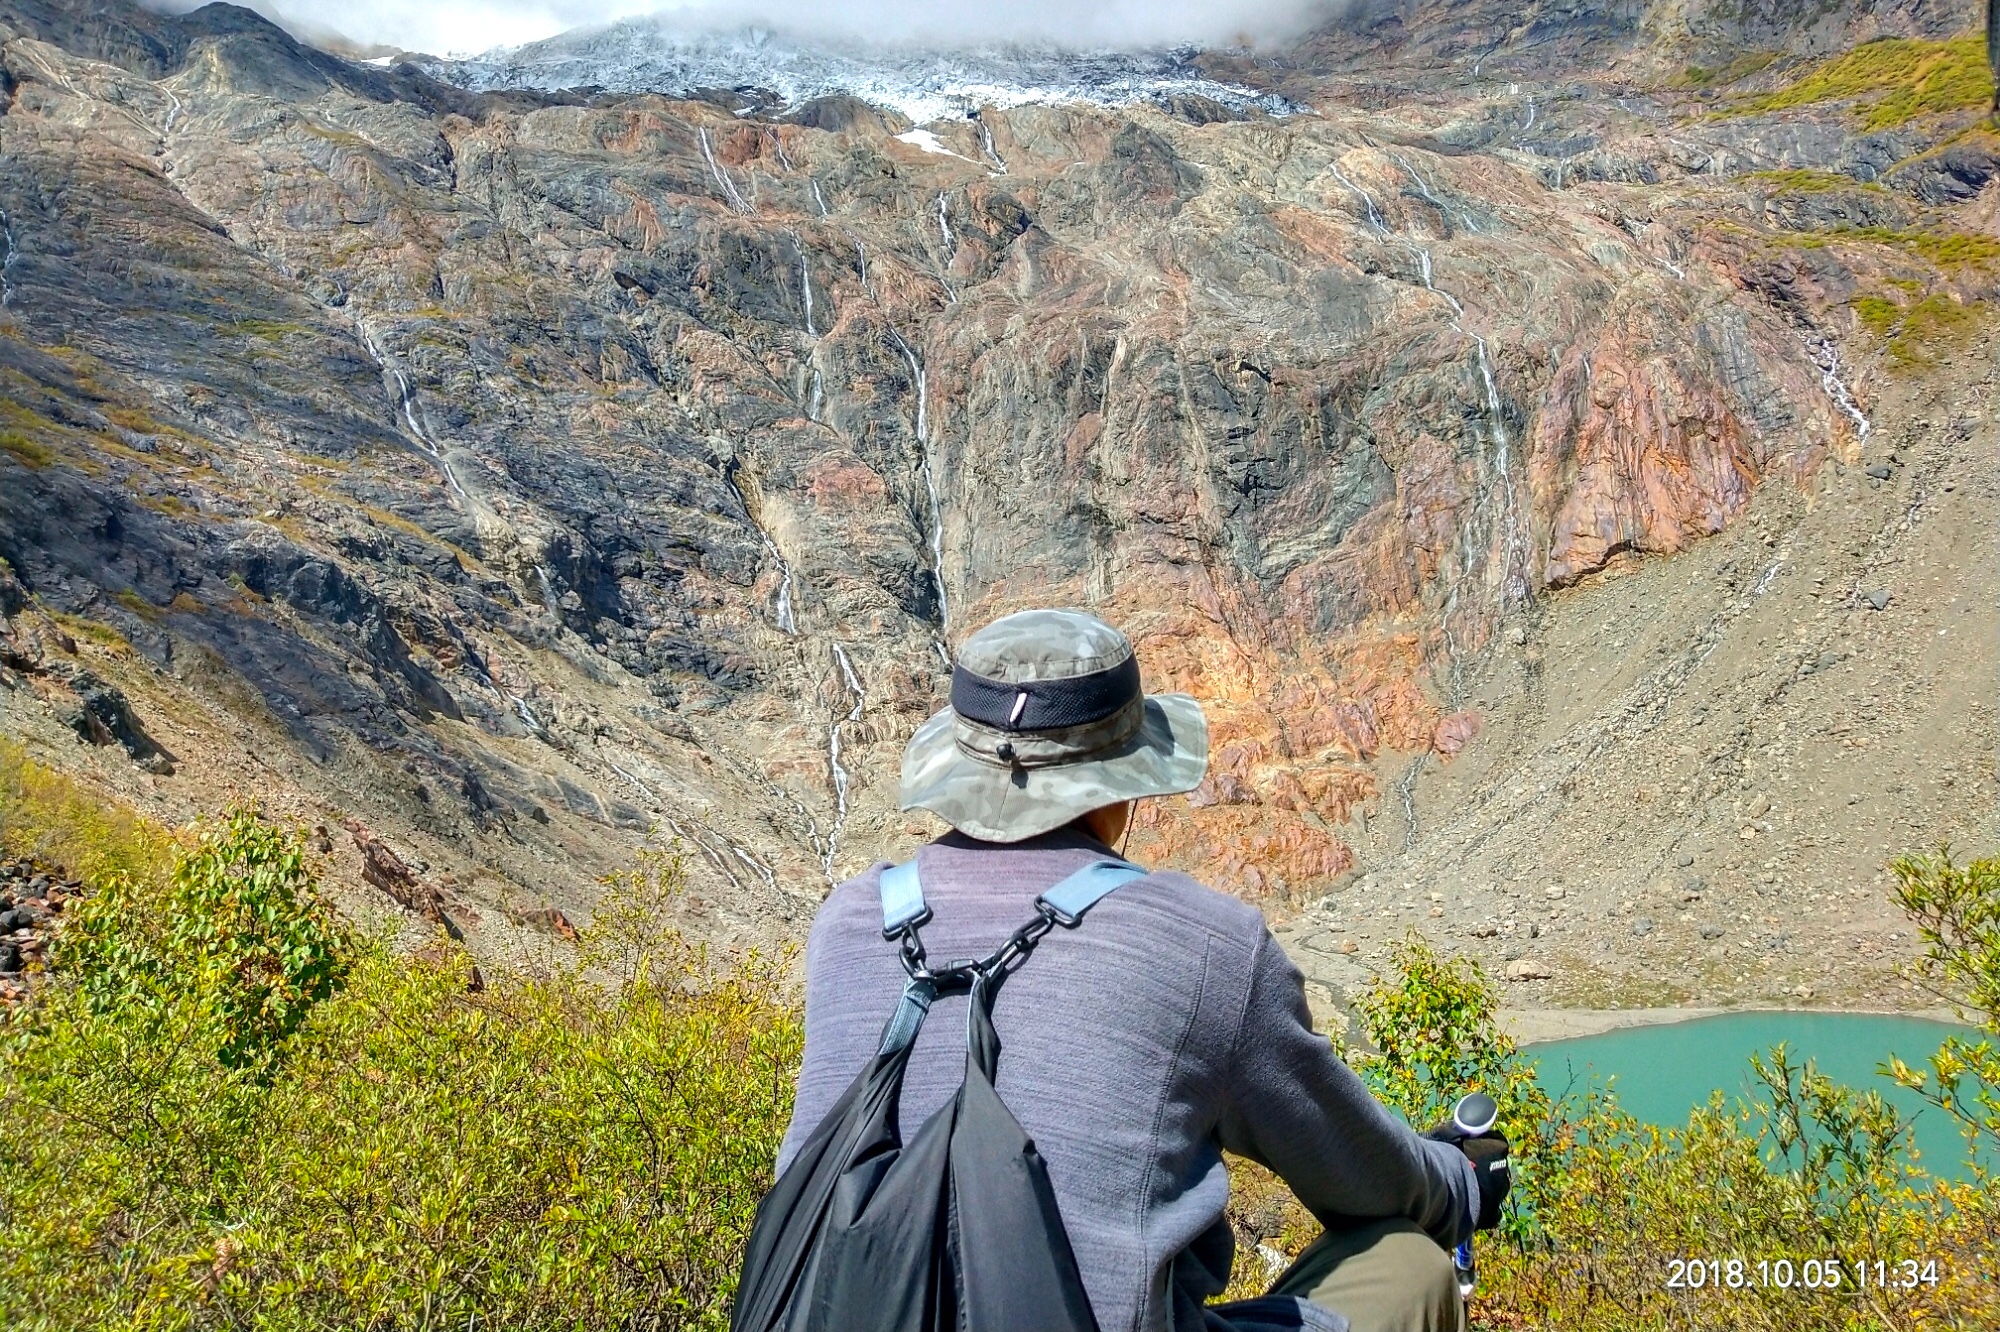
{"left": 730, "top": 858, "right": 1148, "bottom": 1332}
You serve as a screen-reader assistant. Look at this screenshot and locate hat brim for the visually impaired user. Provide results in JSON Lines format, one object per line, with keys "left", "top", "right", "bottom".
{"left": 899, "top": 693, "right": 1209, "bottom": 843}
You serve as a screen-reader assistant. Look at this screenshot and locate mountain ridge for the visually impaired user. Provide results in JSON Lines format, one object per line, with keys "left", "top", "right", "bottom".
{"left": 0, "top": 0, "right": 1992, "bottom": 1009}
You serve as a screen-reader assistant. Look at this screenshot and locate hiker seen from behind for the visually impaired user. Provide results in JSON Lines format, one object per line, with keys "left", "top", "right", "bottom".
{"left": 733, "top": 608, "right": 1511, "bottom": 1332}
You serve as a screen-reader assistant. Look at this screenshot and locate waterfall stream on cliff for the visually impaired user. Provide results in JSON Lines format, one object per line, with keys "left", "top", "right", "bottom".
{"left": 1330, "top": 159, "right": 1531, "bottom": 615}
{"left": 770, "top": 536, "right": 797, "bottom": 634}
{"left": 824, "top": 642, "right": 865, "bottom": 879}
{"left": 1326, "top": 164, "right": 1385, "bottom": 233}
{"left": 810, "top": 177, "right": 830, "bottom": 217}
{"left": 888, "top": 328, "right": 950, "bottom": 633}
{"left": 698, "top": 126, "right": 753, "bottom": 215}
{"left": 0, "top": 210, "right": 16, "bottom": 308}
{"left": 510, "top": 696, "right": 544, "bottom": 735}
{"left": 935, "top": 193, "right": 956, "bottom": 254}
{"left": 1392, "top": 152, "right": 1478, "bottom": 234}
{"left": 728, "top": 474, "right": 798, "bottom": 635}
{"left": 794, "top": 235, "right": 817, "bottom": 336}
{"left": 1809, "top": 336, "right": 1872, "bottom": 440}
{"left": 978, "top": 118, "right": 1007, "bottom": 172}
{"left": 807, "top": 365, "right": 825, "bottom": 424}
{"left": 355, "top": 321, "right": 470, "bottom": 504}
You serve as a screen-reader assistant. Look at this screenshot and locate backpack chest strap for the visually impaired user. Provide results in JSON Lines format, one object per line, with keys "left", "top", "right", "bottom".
{"left": 875, "top": 857, "right": 1144, "bottom": 1055}
{"left": 878, "top": 857, "right": 1146, "bottom": 938}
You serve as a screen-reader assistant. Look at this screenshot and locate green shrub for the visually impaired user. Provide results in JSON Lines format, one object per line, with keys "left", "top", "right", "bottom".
{"left": 1885, "top": 848, "right": 2000, "bottom": 1165}
{"left": 1216, "top": 933, "right": 1998, "bottom": 1329}
{"left": 57, "top": 809, "right": 347, "bottom": 1070}
{"left": 0, "top": 808, "right": 802, "bottom": 1330}
{"left": 1347, "top": 938, "right": 1560, "bottom": 1243}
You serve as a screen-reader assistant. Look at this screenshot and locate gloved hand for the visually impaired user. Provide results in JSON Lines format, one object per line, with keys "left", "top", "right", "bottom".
{"left": 1425, "top": 1120, "right": 1512, "bottom": 1231}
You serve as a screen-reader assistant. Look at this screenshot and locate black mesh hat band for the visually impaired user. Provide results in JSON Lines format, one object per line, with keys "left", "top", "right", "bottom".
{"left": 954, "top": 694, "right": 1147, "bottom": 770}
{"left": 950, "top": 653, "right": 1142, "bottom": 733}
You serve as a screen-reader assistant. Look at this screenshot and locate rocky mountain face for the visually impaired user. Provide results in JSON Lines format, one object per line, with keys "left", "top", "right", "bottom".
{"left": 0, "top": 0, "right": 1993, "bottom": 1006}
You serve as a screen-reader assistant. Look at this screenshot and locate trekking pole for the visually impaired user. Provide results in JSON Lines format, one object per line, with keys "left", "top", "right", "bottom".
{"left": 1448, "top": 1091, "right": 1499, "bottom": 1299}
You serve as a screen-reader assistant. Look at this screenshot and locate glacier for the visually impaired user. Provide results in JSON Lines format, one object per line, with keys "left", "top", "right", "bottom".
{"left": 413, "top": 21, "right": 1300, "bottom": 124}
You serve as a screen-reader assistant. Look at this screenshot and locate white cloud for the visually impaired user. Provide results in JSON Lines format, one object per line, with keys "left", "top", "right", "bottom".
{"left": 149, "top": 0, "right": 1335, "bottom": 60}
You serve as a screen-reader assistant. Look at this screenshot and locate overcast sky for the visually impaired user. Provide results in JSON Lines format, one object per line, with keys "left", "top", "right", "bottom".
{"left": 154, "top": 0, "right": 1338, "bottom": 58}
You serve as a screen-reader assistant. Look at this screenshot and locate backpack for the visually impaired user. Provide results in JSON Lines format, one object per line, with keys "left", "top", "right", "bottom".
{"left": 730, "top": 857, "right": 1149, "bottom": 1332}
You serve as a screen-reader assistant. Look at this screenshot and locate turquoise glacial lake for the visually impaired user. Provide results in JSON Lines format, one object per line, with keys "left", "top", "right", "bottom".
{"left": 1528, "top": 1011, "right": 1988, "bottom": 1178}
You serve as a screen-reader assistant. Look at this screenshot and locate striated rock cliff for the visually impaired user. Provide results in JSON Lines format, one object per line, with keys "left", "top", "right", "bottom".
{"left": 0, "top": 0, "right": 1992, "bottom": 1003}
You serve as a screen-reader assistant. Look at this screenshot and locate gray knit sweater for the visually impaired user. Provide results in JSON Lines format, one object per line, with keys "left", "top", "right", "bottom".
{"left": 779, "top": 828, "right": 1477, "bottom": 1332}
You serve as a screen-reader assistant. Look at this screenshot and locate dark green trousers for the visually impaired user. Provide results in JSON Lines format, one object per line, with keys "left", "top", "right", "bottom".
{"left": 1266, "top": 1217, "right": 1468, "bottom": 1332}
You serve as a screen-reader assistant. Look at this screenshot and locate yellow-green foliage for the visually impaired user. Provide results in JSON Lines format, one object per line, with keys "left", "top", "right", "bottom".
{"left": 1884, "top": 849, "right": 2000, "bottom": 1163}
{"left": 59, "top": 809, "right": 349, "bottom": 1070}
{"left": 1680, "top": 51, "right": 1780, "bottom": 88}
{"left": 1217, "top": 934, "right": 1998, "bottom": 1329}
{"left": 1736, "top": 36, "right": 1995, "bottom": 130}
{"left": 47, "top": 611, "right": 135, "bottom": 654}
{"left": 0, "top": 741, "right": 174, "bottom": 889}
{"left": 226, "top": 319, "right": 314, "bottom": 343}
{"left": 1742, "top": 168, "right": 1886, "bottom": 194}
{"left": 1779, "top": 226, "right": 2000, "bottom": 269}
{"left": 6, "top": 771, "right": 1998, "bottom": 1330}
{"left": 0, "top": 801, "right": 802, "bottom": 1330}
{"left": 1853, "top": 291, "right": 1988, "bottom": 369}
{"left": 0, "top": 428, "right": 52, "bottom": 467}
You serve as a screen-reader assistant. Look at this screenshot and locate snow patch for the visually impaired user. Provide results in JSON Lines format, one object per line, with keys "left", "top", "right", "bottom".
{"left": 895, "top": 128, "right": 979, "bottom": 163}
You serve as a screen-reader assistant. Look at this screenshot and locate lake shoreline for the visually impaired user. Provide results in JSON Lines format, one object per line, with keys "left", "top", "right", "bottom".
{"left": 1501, "top": 1004, "right": 1966, "bottom": 1046}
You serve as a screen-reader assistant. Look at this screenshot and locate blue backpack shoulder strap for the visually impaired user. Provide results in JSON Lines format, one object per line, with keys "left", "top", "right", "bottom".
{"left": 879, "top": 860, "right": 931, "bottom": 938}
{"left": 1037, "top": 860, "right": 1148, "bottom": 926}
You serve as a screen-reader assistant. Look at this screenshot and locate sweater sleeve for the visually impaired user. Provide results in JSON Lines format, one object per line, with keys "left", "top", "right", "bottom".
{"left": 1215, "top": 929, "right": 1477, "bottom": 1249}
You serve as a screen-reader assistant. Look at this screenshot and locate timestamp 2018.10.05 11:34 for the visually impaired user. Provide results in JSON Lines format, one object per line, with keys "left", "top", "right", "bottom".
{"left": 1665, "top": 1257, "right": 1943, "bottom": 1292}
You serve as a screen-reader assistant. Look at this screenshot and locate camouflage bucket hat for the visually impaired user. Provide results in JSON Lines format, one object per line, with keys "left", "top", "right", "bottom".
{"left": 900, "top": 608, "right": 1209, "bottom": 843}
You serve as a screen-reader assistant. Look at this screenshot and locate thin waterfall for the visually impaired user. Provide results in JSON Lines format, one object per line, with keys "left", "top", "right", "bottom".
{"left": 772, "top": 542, "right": 797, "bottom": 634}
{"left": 1331, "top": 155, "right": 1529, "bottom": 620}
{"left": 699, "top": 127, "right": 753, "bottom": 215}
{"left": 823, "top": 643, "right": 865, "bottom": 881}
{"left": 794, "top": 236, "right": 817, "bottom": 336}
{"left": 853, "top": 238, "right": 871, "bottom": 296}
{"left": 770, "top": 130, "right": 794, "bottom": 172}
{"left": 1327, "top": 163, "right": 1387, "bottom": 234}
{"left": 935, "top": 193, "right": 956, "bottom": 253}
{"left": 510, "top": 696, "right": 544, "bottom": 735}
{"left": 807, "top": 365, "right": 825, "bottom": 424}
{"left": 355, "top": 321, "right": 469, "bottom": 503}
{"left": 1394, "top": 152, "right": 1479, "bottom": 234}
{"left": 810, "top": 177, "right": 830, "bottom": 217}
{"left": 0, "top": 210, "right": 16, "bottom": 308}
{"left": 1469, "top": 332, "right": 1531, "bottom": 601}
{"left": 978, "top": 116, "right": 1007, "bottom": 172}
{"left": 1808, "top": 336, "right": 1871, "bottom": 440}
{"left": 729, "top": 473, "right": 798, "bottom": 635}
{"left": 889, "top": 328, "right": 949, "bottom": 628}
